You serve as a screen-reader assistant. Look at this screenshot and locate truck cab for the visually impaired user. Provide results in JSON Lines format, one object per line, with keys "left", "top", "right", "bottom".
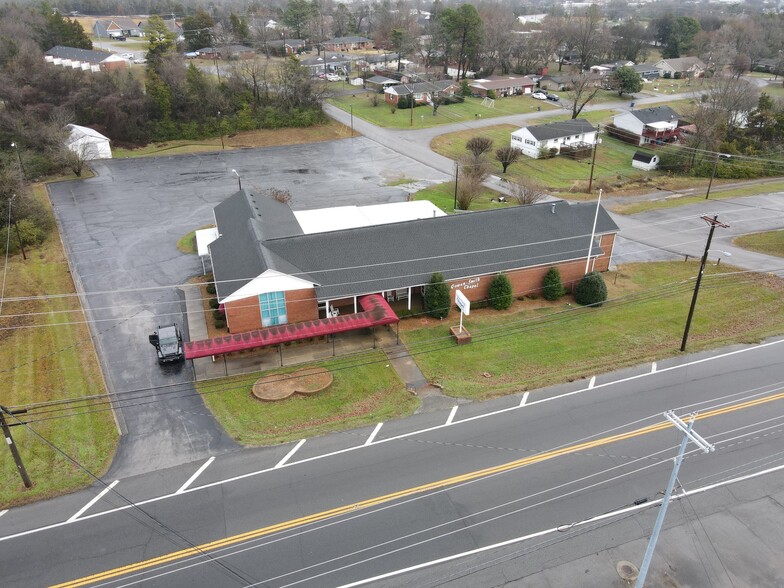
{"left": 148, "top": 324, "right": 184, "bottom": 364}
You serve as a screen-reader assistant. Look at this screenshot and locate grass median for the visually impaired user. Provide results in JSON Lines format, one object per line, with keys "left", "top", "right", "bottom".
{"left": 199, "top": 352, "right": 417, "bottom": 446}
{"left": 1, "top": 183, "right": 117, "bottom": 508}
{"left": 401, "top": 262, "right": 784, "bottom": 401}
{"left": 733, "top": 229, "right": 784, "bottom": 258}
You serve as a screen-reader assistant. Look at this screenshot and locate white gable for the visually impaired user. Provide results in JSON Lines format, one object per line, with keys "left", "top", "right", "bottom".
{"left": 221, "top": 269, "right": 316, "bottom": 304}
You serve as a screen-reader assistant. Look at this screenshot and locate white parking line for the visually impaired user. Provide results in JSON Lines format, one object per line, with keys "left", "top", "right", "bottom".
{"left": 67, "top": 480, "right": 119, "bottom": 522}
{"left": 588, "top": 376, "right": 596, "bottom": 389}
{"left": 445, "top": 406, "right": 458, "bottom": 425}
{"left": 177, "top": 457, "right": 215, "bottom": 494}
{"left": 337, "top": 462, "right": 784, "bottom": 587}
{"left": 519, "top": 392, "right": 530, "bottom": 407}
{"left": 652, "top": 362, "right": 657, "bottom": 373}
{"left": 365, "top": 423, "right": 383, "bottom": 446}
{"left": 275, "top": 439, "right": 306, "bottom": 468}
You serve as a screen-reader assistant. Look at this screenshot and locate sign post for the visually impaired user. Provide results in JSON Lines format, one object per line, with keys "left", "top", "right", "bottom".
{"left": 455, "top": 289, "right": 470, "bottom": 333}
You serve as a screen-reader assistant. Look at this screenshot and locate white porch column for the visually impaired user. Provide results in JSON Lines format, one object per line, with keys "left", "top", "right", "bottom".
{"left": 353, "top": 297, "right": 358, "bottom": 314}
{"left": 407, "top": 287, "right": 412, "bottom": 310}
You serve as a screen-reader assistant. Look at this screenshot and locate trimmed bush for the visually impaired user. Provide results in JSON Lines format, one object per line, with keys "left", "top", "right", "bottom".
{"left": 424, "top": 272, "right": 451, "bottom": 319}
{"left": 206, "top": 283, "right": 216, "bottom": 295}
{"left": 488, "top": 273, "right": 513, "bottom": 310}
{"left": 574, "top": 271, "right": 608, "bottom": 307}
{"left": 542, "top": 267, "right": 566, "bottom": 301}
{"left": 212, "top": 309, "right": 224, "bottom": 321}
{"left": 214, "top": 319, "right": 226, "bottom": 329}
{"left": 209, "top": 298, "right": 220, "bottom": 309}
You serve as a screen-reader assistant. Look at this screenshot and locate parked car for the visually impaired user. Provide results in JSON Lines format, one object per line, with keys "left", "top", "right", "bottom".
{"left": 121, "top": 52, "right": 134, "bottom": 59}
{"left": 133, "top": 57, "right": 147, "bottom": 64}
{"left": 325, "top": 73, "right": 342, "bottom": 82}
{"left": 148, "top": 324, "right": 184, "bottom": 364}
{"left": 546, "top": 93, "right": 560, "bottom": 101}
{"left": 531, "top": 91, "right": 547, "bottom": 100}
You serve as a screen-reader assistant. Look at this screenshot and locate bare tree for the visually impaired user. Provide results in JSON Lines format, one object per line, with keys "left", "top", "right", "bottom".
{"left": 495, "top": 146, "right": 520, "bottom": 173}
{"left": 455, "top": 173, "right": 482, "bottom": 210}
{"left": 509, "top": 179, "right": 546, "bottom": 205}
{"left": 566, "top": 69, "right": 601, "bottom": 119}
{"left": 465, "top": 136, "right": 493, "bottom": 158}
{"left": 232, "top": 58, "right": 270, "bottom": 105}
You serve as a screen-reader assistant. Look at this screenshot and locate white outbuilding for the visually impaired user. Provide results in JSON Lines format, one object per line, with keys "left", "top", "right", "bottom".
{"left": 65, "top": 124, "right": 112, "bottom": 160}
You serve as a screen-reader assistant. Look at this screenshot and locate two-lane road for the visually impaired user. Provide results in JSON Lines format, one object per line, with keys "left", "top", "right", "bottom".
{"left": 2, "top": 338, "right": 783, "bottom": 587}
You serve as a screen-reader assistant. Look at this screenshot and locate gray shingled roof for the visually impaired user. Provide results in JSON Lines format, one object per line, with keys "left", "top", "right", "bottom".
{"left": 325, "top": 36, "right": 371, "bottom": 44}
{"left": 387, "top": 80, "right": 455, "bottom": 96}
{"left": 526, "top": 119, "right": 595, "bottom": 141}
{"left": 633, "top": 151, "right": 655, "bottom": 163}
{"left": 631, "top": 105, "right": 680, "bottom": 124}
{"left": 45, "top": 45, "right": 115, "bottom": 63}
{"left": 211, "top": 193, "right": 619, "bottom": 302}
{"left": 264, "top": 200, "right": 617, "bottom": 300}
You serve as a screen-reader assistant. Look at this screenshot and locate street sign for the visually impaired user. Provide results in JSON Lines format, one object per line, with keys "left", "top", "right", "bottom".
{"left": 455, "top": 290, "right": 470, "bottom": 315}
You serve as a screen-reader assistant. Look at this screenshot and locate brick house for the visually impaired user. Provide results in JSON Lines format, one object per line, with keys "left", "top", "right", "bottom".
{"left": 469, "top": 75, "right": 536, "bottom": 97}
{"left": 384, "top": 80, "right": 457, "bottom": 105}
{"left": 205, "top": 191, "right": 618, "bottom": 335}
{"left": 322, "top": 36, "right": 373, "bottom": 52}
{"left": 44, "top": 46, "right": 127, "bottom": 72}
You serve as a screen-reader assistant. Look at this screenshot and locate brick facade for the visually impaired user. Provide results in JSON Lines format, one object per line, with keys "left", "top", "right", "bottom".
{"left": 285, "top": 288, "right": 318, "bottom": 323}
{"left": 224, "top": 297, "right": 261, "bottom": 333}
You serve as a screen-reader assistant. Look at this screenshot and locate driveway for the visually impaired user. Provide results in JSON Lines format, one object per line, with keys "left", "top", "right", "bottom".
{"left": 48, "top": 138, "right": 449, "bottom": 478}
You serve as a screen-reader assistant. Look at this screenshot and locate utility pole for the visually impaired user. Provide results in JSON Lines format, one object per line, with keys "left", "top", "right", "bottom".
{"left": 9, "top": 194, "right": 27, "bottom": 260}
{"left": 635, "top": 411, "right": 714, "bottom": 588}
{"left": 705, "top": 152, "right": 720, "bottom": 199}
{"left": 10, "top": 142, "right": 26, "bottom": 178}
{"left": 681, "top": 215, "right": 729, "bottom": 351}
{"left": 587, "top": 124, "right": 600, "bottom": 193}
{"left": 453, "top": 161, "right": 459, "bottom": 210}
{"left": 0, "top": 406, "right": 32, "bottom": 489}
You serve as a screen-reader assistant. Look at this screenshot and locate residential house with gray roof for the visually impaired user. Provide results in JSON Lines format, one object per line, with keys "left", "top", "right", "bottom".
{"left": 511, "top": 119, "right": 597, "bottom": 158}
{"left": 612, "top": 105, "right": 683, "bottom": 145}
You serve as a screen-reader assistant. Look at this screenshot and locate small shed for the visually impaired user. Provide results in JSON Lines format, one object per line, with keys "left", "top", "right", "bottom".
{"left": 65, "top": 124, "right": 111, "bottom": 160}
{"left": 632, "top": 151, "right": 659, "bottom": 171}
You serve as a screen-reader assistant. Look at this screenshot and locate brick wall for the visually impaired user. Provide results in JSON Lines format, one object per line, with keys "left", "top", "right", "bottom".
{"left": 286, "top": 288, "right": 318, "bottom": 323}
{"left": 224, "top": 297, "right": 261, "bottom": 333}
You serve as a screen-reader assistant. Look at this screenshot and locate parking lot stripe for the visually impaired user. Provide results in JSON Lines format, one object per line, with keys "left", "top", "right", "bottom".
{"left": 0, "top": 509, "right": 7, "bottom": 518}
{"left": 519, "top": 392, "right": 530, "bottom": 407}
{"left": 177, "top": 457, "right": 215, "bottom": 494}
{"left": 276, "top": 439, "right": 306, "bottom": 468}
{"left": 67, "top": 480, "right": 119, "bottom": 522}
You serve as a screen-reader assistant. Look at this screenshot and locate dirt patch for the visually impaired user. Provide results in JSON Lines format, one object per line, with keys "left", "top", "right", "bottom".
{"left": 252, "top": 367, "right": 333, "bottom": 401}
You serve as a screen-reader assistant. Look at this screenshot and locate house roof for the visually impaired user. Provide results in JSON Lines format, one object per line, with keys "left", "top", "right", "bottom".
{"left": 366, "top": 75, "right": 397, "bottom": 84}
{"left": 657, "top": 57, "right": 706, "bottom": 71}
{"left": 521, "top": 119, "right": 596, "bottom": 142}
{"left": 95, "top": 18, "right": 140, "bottom": 30}
{"left": 363, "top": 53, "right": 399, "bottom": 64}
{"left": 630, "top": 105, "right": 680, "bottom": 124}
{"left": 325, "top": 36, "right": 371, "bottom": 44}
{"left": 632, "top": 63, "right": 659, "bottom": 73}
{"left": 268, "top": 39, "right": 306, "bottom": 48}
{"left": 66, "top": 124, "right": 109, "bottom": 144}
{"left": 386, "top": 80, "right": 455, "bottom": 96}
{"left": 469, "top": 76, "right": 534, "bottom": 90}
{"left": 211, "top": 192, "right": 619, "bottom": 302}
{"left": 299, "top": 53, "right": 351, "bottom": 66}
{"left": 632, "top": 151, "right": 655, "bottom": 163}
{"left": 45, "top": 45, "right": 117, "bottom": 63}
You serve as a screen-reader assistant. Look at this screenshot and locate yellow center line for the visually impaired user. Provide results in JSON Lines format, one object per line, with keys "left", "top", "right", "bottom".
{"left": 51, "top": 389, "right": 784, "bottom": 588}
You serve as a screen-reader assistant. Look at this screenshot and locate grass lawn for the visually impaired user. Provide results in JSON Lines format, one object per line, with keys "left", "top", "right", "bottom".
{"left": 112, "top": 120, "right": 353, "bottom": 158}
{"left": 413, "top": 181, "right": 505, "bottom": 212}
{"left": 401, "top": 262, "right": 784, "bottom": 401}
{"left": 733, "top": 229, "right": 784, "bottom": 258}
{"left": 199, "top": 353, "right": 418, "bottom": 445}
{"left": 177, "top": 225, "right": 215, "bottom": 254}
{"left": 1, "top": 183, "right": 117, "bottom": 508}
{"left": 611, "top": 179, "right": 784, "bottom": 215}
{"left": 328, "top": 93, "right": 560, "bottom": 129}
{"left": 430, "top": 124, "right": 660, "bottom": 195}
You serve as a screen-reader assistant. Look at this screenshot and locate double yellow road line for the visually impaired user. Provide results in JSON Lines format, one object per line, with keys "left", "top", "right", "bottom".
{"left": 53, "top": 389, "right": 784, "bottom": 587}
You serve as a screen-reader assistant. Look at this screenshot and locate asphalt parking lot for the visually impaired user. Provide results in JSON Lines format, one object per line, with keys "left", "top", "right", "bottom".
{"left": 47, "top": 137, "right": 449, "bottom": 478}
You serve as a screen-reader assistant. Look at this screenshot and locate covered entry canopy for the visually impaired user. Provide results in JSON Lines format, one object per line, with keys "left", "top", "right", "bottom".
{"left": 184, "top": 294, "right": 397, "bottom": 359}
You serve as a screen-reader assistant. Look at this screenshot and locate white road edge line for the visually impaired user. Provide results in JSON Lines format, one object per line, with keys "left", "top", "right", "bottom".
{"left": 519, "top": 392, "right": 530, "bottom": 407}
{"left": 365, "top": 423, "right": 383, "bottom": 446}
{"left": 445, "top": 406, "right": 458, "bottom": 426}
{"left": 337, "top": 462, "right": 784, "bottom": 588}
{"left": 67, "top": 480, "right": 119, "bottom": 523}
{"left": 588, "top": 376, "right": 596, "bottom": 389}
{"left": 275, "top": 439, "right": 306, "bottom": 468}
{"left": 176, "top": 457, "right": 215, "bottom": 494}
{"left": 2, "top": 337, "right": 783, "bottom": 543}
{"left": 0, "top": 509, "right": 7, "bottom": 518}
{"left": 652, "top": 362, "right": 657, "bottom": 373}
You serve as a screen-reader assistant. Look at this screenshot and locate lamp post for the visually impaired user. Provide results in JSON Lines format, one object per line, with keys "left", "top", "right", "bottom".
{"left": 453, "top": 161, "right": 459, "bottom": 211}
{"left": 10, "top": 142, "right": 26, "bottom": 178}
{"left": 349, "top": 104, "right": 354, "bottom": 137}
{"left": 231, "top": 169, "right": 242, "bottom": 191}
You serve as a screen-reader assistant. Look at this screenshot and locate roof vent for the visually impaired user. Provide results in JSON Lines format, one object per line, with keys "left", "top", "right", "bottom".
{"left": 551, "top": 203, "right": 556, "bottom": 214}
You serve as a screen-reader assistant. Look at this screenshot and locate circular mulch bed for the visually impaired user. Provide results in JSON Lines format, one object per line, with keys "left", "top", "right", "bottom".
{"left": 251, "top": 367, "right": 333, "bottom": 401}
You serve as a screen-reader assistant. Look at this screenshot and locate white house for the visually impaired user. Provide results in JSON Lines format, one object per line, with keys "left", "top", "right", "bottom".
{"left": 612, "top": 106, "right": 681, "bottom": 146}
{"left": 65, "top": 124, "right": 112, "bottom": 160}
{"left": 511, "top": 119, "right": 597, "bottom": 159}
{"left": 631, "top": 151, "right": 659, "bottom": 171}
{"left": 654, "top": 57, "right": 706, "bottom": 78}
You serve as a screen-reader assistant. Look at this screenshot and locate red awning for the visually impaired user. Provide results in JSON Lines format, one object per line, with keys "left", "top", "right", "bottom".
{"left": 184, "top": 294, "right": 398, "bottom": 360}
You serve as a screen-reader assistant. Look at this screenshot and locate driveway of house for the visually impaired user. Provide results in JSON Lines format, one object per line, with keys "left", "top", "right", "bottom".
{"left": 47, "top": 138, "right": 449, "bottom": 478}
